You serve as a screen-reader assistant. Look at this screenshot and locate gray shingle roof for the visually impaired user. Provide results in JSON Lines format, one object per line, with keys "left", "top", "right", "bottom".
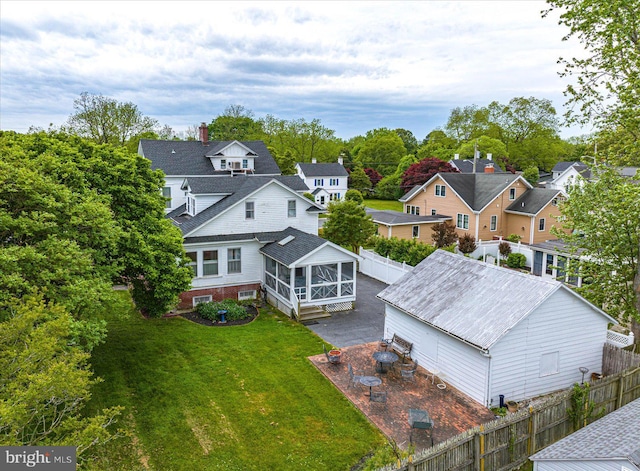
{"left": 183, "top": 231, "right": 285, "bottom": 245}
{"left": 297, "top": 162, "right": 349, "bottom": 177}
{"left": 182, "top": 175, "right": 308, "bottom": 194}
{"left": 378, "top": 250, "right": 580, "bottom": 351}
{"left": 505, "top": 189, "right": 562, "bottom": 216}
{"left": 530, "top": 397, "right": 640, "bottom": 465}
{"left": 259, "top": 227, "right": 330, "bottom": 266}
{"left": 399, "top": 185, "right": 423, "bottom": 202}
{"left": 439, "top": 173, "right": 522, "bottom": 211}
{"left": 529, "top": 239, "right": 586, "bottom": 256}
{"left": 552, "top": 161, "right": 588, "bottom": 173}
{"left": 169, "top": 176, "right": 313, "bottom": 236}
{"left": 139, "top": 139, "right": 281, "bottom": 176}
{"left": 451, "top": 159, "right": 505, "bottom": 173}
{"left": 366, "top": 209, "right": 451, "bottom": 225}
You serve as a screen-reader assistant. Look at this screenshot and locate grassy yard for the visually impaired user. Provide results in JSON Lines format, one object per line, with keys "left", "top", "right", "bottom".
{"left": 363, "top": 199, "right": 402, "bottom": 212}
{"left": 86, "top": 294, "right": 384, "bottom": 470}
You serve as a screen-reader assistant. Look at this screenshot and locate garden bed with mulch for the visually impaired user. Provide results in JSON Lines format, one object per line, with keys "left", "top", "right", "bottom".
{"left": 179, "top": 305, "right": 259, "bottom": 327}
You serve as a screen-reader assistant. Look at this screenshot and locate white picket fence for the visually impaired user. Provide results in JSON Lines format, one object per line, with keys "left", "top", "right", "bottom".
{"left": 358, "top": 248, "right": 412, "bottom": 284}
{"left": 468, "top": 239, "right": 534, "bottom": 268}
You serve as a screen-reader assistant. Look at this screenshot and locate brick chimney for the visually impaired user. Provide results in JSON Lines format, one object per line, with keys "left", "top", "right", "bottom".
{"left": 199, "top": 122, "right": 209, "bottom": 145}
{"left": 484, "top": 163, "right": 495, "bottom": 173}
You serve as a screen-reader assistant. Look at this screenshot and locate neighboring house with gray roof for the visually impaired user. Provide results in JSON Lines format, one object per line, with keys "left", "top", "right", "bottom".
{"left": 296, "top": 158, "right": 349, "bottom": 206}
{"left": 545, "top": 162, "right": 591, "bottom": 192}
{"left": 530, "top": 239, "right": 587, "bottom": 288}
{"left": 166, "top": 175, "right": 358, "bottom": 319}
{"left": 449, "top": 154, "right": 505, "bottom": 174}
{"left": 366, "top": 209, "right": 451, "bottom": 244}
{"left": 530, "top": 397, "right": 640, "bottom": 471}
{"left": 139, "top": 123, "right": 281, "bottom": 212}
{"left": 140, "top": 124, "right": 358, "bottom": 318}
{"left": 398, "top": 173, "right": 564, "bottom": 244}
{"left": 377, "top": 250, "right": 615, "bottom": 407}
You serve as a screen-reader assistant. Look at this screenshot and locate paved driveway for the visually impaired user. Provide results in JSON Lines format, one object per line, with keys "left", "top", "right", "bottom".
{"left": 306, "top": 273, "right": 389, "bottom": 348}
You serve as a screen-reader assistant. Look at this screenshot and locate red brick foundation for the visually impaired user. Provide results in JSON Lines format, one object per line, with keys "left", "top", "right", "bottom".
{"left": 178, "top": 283, "right": 261, "bottom": 310}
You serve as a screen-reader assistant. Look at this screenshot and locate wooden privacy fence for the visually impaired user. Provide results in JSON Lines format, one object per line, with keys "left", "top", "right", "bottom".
{"left": 379, "top": 363, "right": 640, "bottom": 471}
{"left": 602, "top": 342, "right": 640, "bottom": 375}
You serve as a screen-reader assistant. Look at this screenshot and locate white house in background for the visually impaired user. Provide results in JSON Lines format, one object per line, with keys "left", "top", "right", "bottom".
{"left": 377, "top": 250, "right": 615, "bottom": 408}
{"left": 530, "top": 397, "right": 640, "bottom": 471}
{"left": 296, "top": 158, "right": 349, "bottom": 206}
{"left": 545, "top": 162, "right": 591, "bottom": 192}
{"left": 139, "top": 123, "right": 281, "bottom": 212}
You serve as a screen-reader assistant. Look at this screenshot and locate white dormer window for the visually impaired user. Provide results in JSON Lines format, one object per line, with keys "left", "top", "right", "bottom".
{"left": 220, "top": 159, "right": 226, "bottom": 170}
{"left": 186, "top": 196, "right": 196, "bottom": 216}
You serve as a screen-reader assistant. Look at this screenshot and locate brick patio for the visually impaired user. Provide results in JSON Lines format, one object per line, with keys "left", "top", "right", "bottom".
{"left": 309, "top": 341, "right": 496, "bottom": 452}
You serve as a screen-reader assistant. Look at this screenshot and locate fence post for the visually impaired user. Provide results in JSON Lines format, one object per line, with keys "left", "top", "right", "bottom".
{"left": 528, "top": 406, "right": 536, "bottom": 454}
{"left": 473, "top": 425, "right": 484, "bottom": 471}
{"left": 617, "top": 370, "right": 627, "bottom": 409}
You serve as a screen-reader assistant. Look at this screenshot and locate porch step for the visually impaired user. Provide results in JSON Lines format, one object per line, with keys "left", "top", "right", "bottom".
{"left": 297, "top": 306, "right": 331, "bottom": 321}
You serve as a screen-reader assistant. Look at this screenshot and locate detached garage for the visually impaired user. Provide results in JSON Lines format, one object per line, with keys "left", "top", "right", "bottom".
{"left": 377, "top": 250, "right": 615, "bottom": 407}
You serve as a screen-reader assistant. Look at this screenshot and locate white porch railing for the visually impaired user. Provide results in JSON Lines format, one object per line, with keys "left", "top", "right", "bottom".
{"left": 606, "top": 330, "right": 635, "bottom": 348}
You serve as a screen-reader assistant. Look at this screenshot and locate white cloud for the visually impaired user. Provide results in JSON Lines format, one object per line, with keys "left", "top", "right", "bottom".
{"left": 0, "top": 1, "right": 587, "bottom": 138}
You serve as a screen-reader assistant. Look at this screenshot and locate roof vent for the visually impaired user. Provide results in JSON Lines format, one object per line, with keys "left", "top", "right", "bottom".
{"left": 278, "top": 235, "right": 295, "bottom": 246}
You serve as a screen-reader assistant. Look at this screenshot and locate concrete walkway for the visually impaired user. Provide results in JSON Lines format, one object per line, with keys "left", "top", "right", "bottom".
{"left": 306, "top": 273, "right": 389, "bottom": 348}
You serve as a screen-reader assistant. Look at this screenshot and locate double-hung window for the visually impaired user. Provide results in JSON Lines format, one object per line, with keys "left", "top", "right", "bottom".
{"left": 435, "top": 184, "right": 446, "bottom": 197}
{"left": 509, "top": 188, "right": 516, "bottom": 200}
{"left": 228, "top": 248, "right": 241, "bottom": 274}
{"left": 314, "top": 178, "right": 324, "bottom": 186}
{"left": 162, "top": 187, "right": 172, "bottom": 209}
{"left": 202, "top": 250, "right": 218, "bottom": 276}
{"left": 456, "top": 213, "right": 469, "bottom": 230}
{"left": 186, "top": 252, "right": 197, "bottom": 276}
{"left": 242, "top": 159, "right": 248, "bottom": 169}
{"left": 539, "top": 218, "right": 545, "bottom": 231}
{"left": 412, "top": 225, "right": 419, "bottom": 238}
{"left": 220, "top": 159, "right": 226, "bottom": 170}
{"left": 329, "top": 178, "right": 339, "bottom": 186}
{"left": 490, "top": 215, "right": 497, "bottom": 231}
{"left": 245, "top": 201, "right": 255, "bottom": 219}
{"left": 287, "top": 200, "right": 296, "bottom": 218}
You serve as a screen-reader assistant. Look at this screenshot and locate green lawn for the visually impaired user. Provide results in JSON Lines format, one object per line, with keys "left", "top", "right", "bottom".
{"left": 86, "top": 294, "right": 384, "bottom": 470}
{"left": 363, "top": 199, "right": 402, "bottom": 212}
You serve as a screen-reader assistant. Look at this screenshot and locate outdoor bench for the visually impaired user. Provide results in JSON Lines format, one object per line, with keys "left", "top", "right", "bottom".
{"left": 389, "top": 334, "right": 413, "bottom": 362}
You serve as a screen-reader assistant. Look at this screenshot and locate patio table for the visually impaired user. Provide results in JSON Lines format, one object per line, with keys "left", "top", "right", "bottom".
{"left": 359, "top": 376, "right": 382, "bottom": 396}
{"left": 373, "top": 351, "right": 399, "bottom": 374}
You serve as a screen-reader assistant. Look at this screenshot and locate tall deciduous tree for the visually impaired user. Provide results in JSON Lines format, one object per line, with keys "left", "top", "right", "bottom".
{"left": 322, "top": 200, "right": 377, "bottom": 253}
{"left": 348, "top": 165, "right": 372, "bottom": 193}
{"left": 66, "top": 92, "right": 159, "bottom": 146}
{"left": 553, "top": 168, "right": 640, "bottom": 324}
{"left": 210, "top": 105, "right": 264, "bottom": 141}
{"left": 401, "top": 158, "right": 459, "bottom": 193}
{"left": 355, "top": 129, "right": 407, "bottom": 176}
{"left": 544, "top": 0, "right": 640, "bottom": 165}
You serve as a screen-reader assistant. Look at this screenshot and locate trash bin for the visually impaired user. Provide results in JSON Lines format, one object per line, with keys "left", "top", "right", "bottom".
{"left": 218, "top": 310, "right": 227, "bottom": 323}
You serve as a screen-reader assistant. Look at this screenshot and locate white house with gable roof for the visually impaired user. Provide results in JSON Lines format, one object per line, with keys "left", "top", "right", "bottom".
{"left": 296, "top": 157, "right": 349, "bottom": 206}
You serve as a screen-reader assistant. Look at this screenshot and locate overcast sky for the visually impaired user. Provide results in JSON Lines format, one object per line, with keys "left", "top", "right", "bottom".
{"left": 0, "top": 1, "right": 589, "bottom": 140}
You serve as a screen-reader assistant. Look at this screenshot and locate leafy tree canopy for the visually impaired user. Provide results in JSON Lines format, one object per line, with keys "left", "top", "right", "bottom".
{"left": 355, "top": 131, "right": 407, "bottom": 176}
{"left": 455, "top": 136, "right": 508, "bottom": 164}
{"left": 322, "top": 200, "right": 377, "bottom": 253}
{"left": 544, "top": 0, "right": 640, "bottom": 165}
{"left": 393, "top": 128, "right": 419, "bottom": 155}
{"left": 432, "top": 221, "right": 458, "bottom": 248}
{"left": 553, "top": 167, "right": 640, "bottom": 323}
{"left": 0, "top": 130, "right": 192, "bottom": 318}
{"left": 401, "top": 157, "right": 459, "bottom": 193}
{"left": 348, "top": 165, "right": 372, "bottom": 193}
{"left": 65, "top": 92, "right": 159, "bottom": 146}
{"left": 209, "top": 105, "right": 264, "bottom": 141}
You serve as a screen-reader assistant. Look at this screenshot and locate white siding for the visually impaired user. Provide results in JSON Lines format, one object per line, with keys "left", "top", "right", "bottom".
{"left": 384, "top": 306, "right": 490, "bottom": 405}
{"left": 490, "top": 289, "right": 608, "bottom": 405}
{"left": 300, "top": 245, "right": 353, "bottom": 266}
{"left": 534, "top": 459, "right": 637, "bottom": 471}
{"left": 190, "top": 183, "right": 318, "bottom": 237}
{"left": 185, "top": 240, "right": 263, "bottom": 289}
{"left": 164, "top": 177, "right": 186, "bottom": 211}
{"left": 193, "top": 194, "right": 226, "bottom": 213}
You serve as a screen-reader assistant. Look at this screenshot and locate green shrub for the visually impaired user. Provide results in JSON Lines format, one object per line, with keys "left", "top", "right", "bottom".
{"left": 505, "top": 234, "right": 522, "bottom": 243}
{"left": 195, "top": 299, "right": 251, "bottom": 321}
{"left": 506, "top": 253, "right": 527, "bottom": 269}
